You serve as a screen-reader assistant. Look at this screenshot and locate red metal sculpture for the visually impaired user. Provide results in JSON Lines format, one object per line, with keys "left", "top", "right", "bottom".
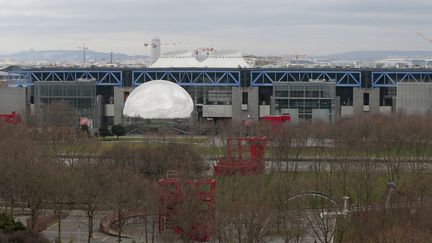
{"left": 157, "top": 178, "right": 216, "bottom": 242}
{"left": 0, "top": 112, "right": 21, "bottom": 125}
{"left": 214, "top": 136, "right": 267, "bottom": 176}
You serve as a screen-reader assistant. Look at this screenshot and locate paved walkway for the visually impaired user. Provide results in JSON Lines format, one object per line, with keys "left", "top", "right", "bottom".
{"left": 42, "top": 210, "right": 158, "bottom": 243}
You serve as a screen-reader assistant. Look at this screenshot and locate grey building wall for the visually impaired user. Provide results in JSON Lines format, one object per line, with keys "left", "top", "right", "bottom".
{"left": 353, "top": 88, "right": 380, "bottom": 114}
{"left": 114, "top": 86, "right": 133, "bottom": 124}
{"left": 231, "top": 87, "right": 259, "bottom": 121}
{"left": 0, "top": 85, "right": 27, "bottom": 120}
{"left": 397, "top": 83, "right": 432, "bottom": 115}
{"left": 370, "top": 88, "right": 380, "bottom": 113}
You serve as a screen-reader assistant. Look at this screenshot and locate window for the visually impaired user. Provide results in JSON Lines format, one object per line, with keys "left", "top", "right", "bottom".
{"left": 242, "top": 92, "right": 248, "bottom": 105}
{"left": 363, "top": 93, "right": 370, "bottom": 106}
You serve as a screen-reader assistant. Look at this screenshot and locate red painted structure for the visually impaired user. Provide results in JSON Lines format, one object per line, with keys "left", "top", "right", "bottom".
{"left": 214, "top": 136, "right": 267, "bottom": 176}
{"left": 157, "top": 178, "right": 216, "bottom": 242}
{"left": 261, "top": 114, "right": 291, "bottom": 126}
{"left": 0, "top": 112, "right": 21, "bottom": 124}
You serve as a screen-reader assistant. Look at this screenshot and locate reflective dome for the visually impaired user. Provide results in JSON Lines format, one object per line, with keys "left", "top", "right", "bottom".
{"left": 123, "top": 80, "right": 194, "bottom": 119}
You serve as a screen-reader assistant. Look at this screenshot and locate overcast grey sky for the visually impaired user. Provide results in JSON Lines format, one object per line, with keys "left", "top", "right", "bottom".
{"left": 0, "top": 0, "right": 431, "bottom": 55}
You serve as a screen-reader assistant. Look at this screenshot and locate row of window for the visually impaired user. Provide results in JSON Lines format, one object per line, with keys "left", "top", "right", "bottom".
{"left": 274, "top": 90, "right": 334, "bottom": 98}
{"left": 185, "top": 87, "right": 232, "bottom": 105}
{"left": 35, "top": 84, "right": 96, "bottom": 98}
{"left": 275, "top": 98, "right": 334, "bottom": 109}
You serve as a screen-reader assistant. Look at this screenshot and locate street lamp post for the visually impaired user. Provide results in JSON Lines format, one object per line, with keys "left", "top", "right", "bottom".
{"left": 385, "top": 181, "right": 396, "bottom": 209}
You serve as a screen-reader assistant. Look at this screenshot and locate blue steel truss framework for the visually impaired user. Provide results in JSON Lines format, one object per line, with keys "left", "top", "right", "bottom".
{"left": 132, "top": 70, "right": 240, "bottom": 86}
{"left": 9, "top": 70, "right": 123, "bottom": 86}
{"left": 250, "top": 70, "right": 361, "bottom": 87}
{"left": 372, "top": 71, "right": 432, "bottom": 87}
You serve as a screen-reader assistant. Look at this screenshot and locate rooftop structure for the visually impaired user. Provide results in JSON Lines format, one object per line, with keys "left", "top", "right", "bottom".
{"left": 150, "top": 51, "right": 203, "bottom": 68}
{"left": 202, "top": 50, "right": 251, "bottom": 68}
{"left": 151, "top": 37, "right": 161, "bottom": 63}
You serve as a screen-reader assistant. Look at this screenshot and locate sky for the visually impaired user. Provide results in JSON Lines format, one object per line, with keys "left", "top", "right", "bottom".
{"left": 0, "top": 0, "right": 431, "bottom": 56}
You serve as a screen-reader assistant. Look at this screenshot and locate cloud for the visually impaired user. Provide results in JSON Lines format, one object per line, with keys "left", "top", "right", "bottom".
{"left": 0, "top": 0, "right": 431, "bottom": 55}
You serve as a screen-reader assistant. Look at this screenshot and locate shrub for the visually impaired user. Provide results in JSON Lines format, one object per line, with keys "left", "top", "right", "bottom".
{"left": 111, "top": 124, "right": 126, "bottom": 139}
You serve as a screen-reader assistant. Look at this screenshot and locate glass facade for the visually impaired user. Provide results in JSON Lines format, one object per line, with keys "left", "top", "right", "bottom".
{"left": 273, "top": 82, "right": 336, "bottom": 122}
{"left": 184, "top": 86, "right": 232, "bottom": 105}
{"left": 34, "top": 81, "right": 96, "bottom": 127}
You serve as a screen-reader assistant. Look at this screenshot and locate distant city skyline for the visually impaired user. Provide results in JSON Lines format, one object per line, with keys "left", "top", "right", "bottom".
{"left": 0, "top": 0, "right": 431, "bottom": 56}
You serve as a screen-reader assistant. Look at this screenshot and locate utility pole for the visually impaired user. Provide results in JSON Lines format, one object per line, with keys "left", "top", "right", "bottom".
{"left": 78, "top": 43, "right": 89, "bottom": 65}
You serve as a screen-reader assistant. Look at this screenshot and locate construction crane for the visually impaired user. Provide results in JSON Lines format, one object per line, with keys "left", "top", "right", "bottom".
{"left": 417, "top": 33, "right": 432, "bottom": 44}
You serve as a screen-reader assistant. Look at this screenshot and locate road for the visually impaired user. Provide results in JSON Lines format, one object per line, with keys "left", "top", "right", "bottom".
{"left": 42, "top": 210, "right": 158, "bottom": 243}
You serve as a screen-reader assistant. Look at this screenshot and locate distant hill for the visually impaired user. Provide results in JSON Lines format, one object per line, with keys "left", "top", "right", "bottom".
{"left": 320, "top": 50, "right": 432, "bottom": 61}
{"left": 0, "top": 50, "right": 148, "bottom": 64}
{"left": 3, "top": 49, "right": 432, "bottom": 64}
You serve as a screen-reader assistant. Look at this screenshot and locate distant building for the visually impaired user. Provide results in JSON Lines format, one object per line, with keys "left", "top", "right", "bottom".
{"left": 151, "top": 37, "right": 161, "bottom": 63}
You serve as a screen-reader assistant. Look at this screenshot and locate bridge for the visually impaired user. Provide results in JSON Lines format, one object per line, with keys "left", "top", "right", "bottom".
{"left": 7, "top": 70, "right": 123, "bottom": 86}
{"left": 250, "top": 70, "right": 362, "bottom": 87}
{"left": 7, "top": 68, "right": 432, "bottom": 88}
{"left": 132, "top": 69, "right": 240, "bottom": 86}
{"left": 372, "top": 71, "right": 432, "bottom": 87}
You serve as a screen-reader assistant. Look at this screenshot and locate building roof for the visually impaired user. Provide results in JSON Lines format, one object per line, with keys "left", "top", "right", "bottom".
{"left": 149, "top": 51, "right": 203, "bottom": 68}
{"left": 202, "top": 50, "right": 251, "bottom": 68}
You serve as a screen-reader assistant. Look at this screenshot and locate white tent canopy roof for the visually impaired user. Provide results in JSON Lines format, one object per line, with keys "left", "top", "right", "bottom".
{"left": 150, "top": 50, "right": 203, "bottom": 68}
{"left": 149, "top": 49, "right": 250, "bottom": 68}
{"left": 202, "top": 50, "right": 251, "bottom": 68}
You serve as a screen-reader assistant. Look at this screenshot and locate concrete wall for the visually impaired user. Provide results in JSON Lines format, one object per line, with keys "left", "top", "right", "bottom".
{"left": 281, "top": 109, "right": 299, "bottom": 124}
{"left": 312, "top": 109, "right": 331, "bottom": 123}
{"left": 202, "top": 105, "right": 232, "bottom": 117}
{"left": 0, "top": 85, "right": 27, "bottom": 119}
{"left": 259, "top": 105, "right": 270, "bottom": 117}
{"left": 379, "top": 106, "right": 392, "bottom": 115}
{"left": 104, "top": 104, "right": 115, "bottom": 117}
{"left": 341, "top": 106, "right": 354, "bottom": 117}
{"left": 113, "top": 87, "right": 133, "bottom": 124}
{"left": 353, "top": 88, "right": 380, "bottom": 114}
{"left": 397, "top": 83, "right": 432, "bottom": 115}
{"left": 231, "top": 87, "right": 259, "bottom": 121}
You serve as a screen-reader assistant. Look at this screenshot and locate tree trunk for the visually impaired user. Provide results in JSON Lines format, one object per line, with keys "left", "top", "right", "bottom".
{"left": 117, "top": 208, "right": 122, "bottom": 243}
{"left": 151, "top": 216, "right": 155, "bottom": 243}
{"left": 30, "top": 207, "right": 39, "bottom": 233}
{"left": 88, "top": 214, "right": 93, "bottom": 243}
{"left": 144, "top": 216, "right": 148, "bottom": 243}
{"left": 9, "top": 197, "right": 15, "bottom": 217}
{"left": 57, "top": 209, "right": 62, "bottom": 242}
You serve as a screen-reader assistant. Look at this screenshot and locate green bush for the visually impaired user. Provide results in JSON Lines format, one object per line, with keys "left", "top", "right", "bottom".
{"left": 0, "top": 212, "right": 25, "bottom": 232}
{"left": 99, "top": 126, "right": 111, "bottom": 138}
{"left": 111, "top": 124, "right": 126, "bottom": 139}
